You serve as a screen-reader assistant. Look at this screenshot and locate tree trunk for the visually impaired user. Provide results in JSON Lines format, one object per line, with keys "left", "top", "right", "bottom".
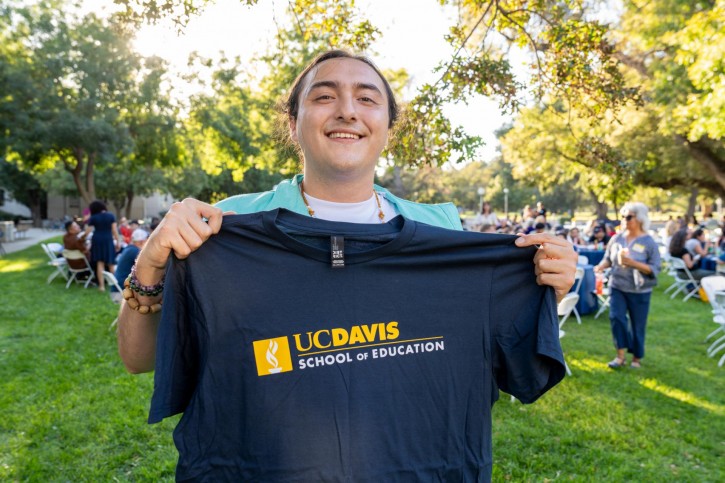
{"left": 681, "top": 137, "right": 725, "bottom": 195}
{"left": 29, "top": 198, "right": 42, "bottom": 227}
{"left": 686, "top": 188, "right": 699, "bottom": 225}
{"left": 125, "top": 192, "right": 135, "bottom": 219}
{"left": 67, "top": 151, "right": 91, "bottom": 206}
{"left": 85, "top": 152, "right": 96, "bottom": 202}
{"left": 590, "top": 191, "right": 608, "bottom": 219}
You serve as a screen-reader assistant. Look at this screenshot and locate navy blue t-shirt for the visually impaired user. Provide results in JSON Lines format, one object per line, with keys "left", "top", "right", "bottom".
{"left": 150, "top": 209, "right": 565, "bottom": 482}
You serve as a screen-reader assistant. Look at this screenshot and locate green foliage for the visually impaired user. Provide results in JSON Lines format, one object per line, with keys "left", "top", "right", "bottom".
{"left": 112, "top": 0, "right": 257, "bottom": 29}
{"left": 0, "top": 159, "right": 43, "bottom": 211}
{"left": 0, "top": 2, "right": 184, "bottom": 206}
{"left": 1, "top": 241, "right": 723, "bottom": 480}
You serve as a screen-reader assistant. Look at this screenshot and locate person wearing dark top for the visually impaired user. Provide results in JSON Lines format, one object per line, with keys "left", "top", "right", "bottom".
{"left": 669, "top": 228, "right": 714, "bottom": 280}
{"left": 589, "top": 224, "right": 610, "bottom": 248}
{"left": 114, "top": 228, "right": 149, "bottom": 293}
{"left": 62, "top": 221, "right": 90, "bottom": 270}
{"left": 116, "top": 49, "right": 578, "bottom": 481}
{"left": 85, "top": 200, "right": 120, "bottom": 291}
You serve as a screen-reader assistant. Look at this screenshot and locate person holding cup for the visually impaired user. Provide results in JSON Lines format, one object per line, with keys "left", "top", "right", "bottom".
{"left": 594, "top": 203, "right": 661, "bottom": 369}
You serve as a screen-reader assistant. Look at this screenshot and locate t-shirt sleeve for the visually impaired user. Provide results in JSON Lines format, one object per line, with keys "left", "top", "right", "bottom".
{"left": 148, "top": 257, "right": 200, "bottom": 424}
{"left": 490, "top": 257, "right": 566, "bottom": 404}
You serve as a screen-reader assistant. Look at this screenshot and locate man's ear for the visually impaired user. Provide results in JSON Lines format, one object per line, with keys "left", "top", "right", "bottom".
{"left": 289, "top": 116, "right": 298, "bottom": 143}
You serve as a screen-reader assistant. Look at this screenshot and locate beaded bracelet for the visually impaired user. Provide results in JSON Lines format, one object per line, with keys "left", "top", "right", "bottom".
{"left": 127, "top": 263, "right": 165, "bottom": 297}
{"left": 123, "top": 276, "right": 163, "bottom": 314}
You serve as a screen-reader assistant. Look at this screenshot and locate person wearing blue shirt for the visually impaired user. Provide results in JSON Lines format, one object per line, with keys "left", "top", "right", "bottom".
{"left": 114, "top": 228, "right": 149, "bottom": 289}
{"left": 116, "top": 49, "right": 577, "bottom": 479}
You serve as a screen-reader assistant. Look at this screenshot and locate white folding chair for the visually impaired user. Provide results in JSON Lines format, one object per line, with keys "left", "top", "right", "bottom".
{"left": 103, "top": 271, "right": 124, "bottom": 329}
{"left": 558, "top": 292, "right": 580, "bottom": 329}
{"left": 594, "top": 268, "right": 612, "bottom": 319}
{"left": 668, "top": 257, "right": 701, "bottom": 301}
{"left": 557, "top": 294, "right": 578, "bottom": 377}
{"left": 41, "top": 243, "right": 69, "bottom": 284}
{"left": 700, "top": 276, "right": 725, "bottom": 360}
{"left": 62, "top": 249, "right": 94, "bottom": 289}
{"left": 558, "top": 328, "right": 572, "bottom": 377}
{"left": 46, "top": 242, "right": 64, "bottom": 256}
{"left": 662, "top": 253, "right": 684, "bottom": 295}
{"left": 577, "top": 255, "right": 589, "bottom": 265}
{"left": 570, "top": 267, "right": 585, "bottom": 324}
{"left": 103, "top": 270, "right": 123, "bottom": 296}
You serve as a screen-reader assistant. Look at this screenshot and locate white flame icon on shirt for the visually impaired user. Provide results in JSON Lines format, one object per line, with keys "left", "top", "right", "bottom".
{"left": 266, "top": 339, "right": 282, "bottom": 373}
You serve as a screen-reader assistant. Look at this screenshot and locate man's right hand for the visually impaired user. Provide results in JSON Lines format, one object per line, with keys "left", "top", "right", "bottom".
{"left": 135, "top": 198, "right": 226, "bottom": 284}
{"left": 118, "top": 198, "right": 228, "bottom": 374}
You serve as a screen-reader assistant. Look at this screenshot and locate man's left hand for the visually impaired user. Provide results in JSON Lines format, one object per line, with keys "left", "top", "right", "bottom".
{"left": 516, "top": 232, "right": 578, "bottom": 303}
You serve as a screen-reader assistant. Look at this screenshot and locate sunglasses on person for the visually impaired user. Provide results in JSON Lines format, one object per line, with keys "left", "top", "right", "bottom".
{"left": 623, "top": 214, "right": 635, "bottom": 221}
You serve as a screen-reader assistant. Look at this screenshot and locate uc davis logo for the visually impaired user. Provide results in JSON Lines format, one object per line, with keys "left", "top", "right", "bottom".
{"left": 253, "top": 337, "right": 293, "bottom": 376}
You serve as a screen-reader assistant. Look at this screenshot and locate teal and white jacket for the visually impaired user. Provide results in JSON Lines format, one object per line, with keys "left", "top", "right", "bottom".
{"left": 215, "top": 175, "right": 462, "bottom": 230}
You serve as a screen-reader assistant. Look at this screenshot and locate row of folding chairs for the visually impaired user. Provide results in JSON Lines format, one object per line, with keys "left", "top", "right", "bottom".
{"left": 40, "top": 243, "right": 122, "bottom": 293}
{"left": 663, "top": 254, "right": 703, "bottom": 301}
{"left": 700, "top": 276, "right": 725, "bottom": 367}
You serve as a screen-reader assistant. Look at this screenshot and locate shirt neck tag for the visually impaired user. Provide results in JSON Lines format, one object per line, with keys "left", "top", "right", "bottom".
{"left": 331, "top": 236, "right": 345, "bottom": 268}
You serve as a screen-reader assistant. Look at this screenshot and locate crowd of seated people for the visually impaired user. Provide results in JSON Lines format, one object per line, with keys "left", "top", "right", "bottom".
{"left": 668, "top": 228, "right": 715, "bottom": 280}
{"left": 60, "top": 207, "right": 157, "bottom": 292}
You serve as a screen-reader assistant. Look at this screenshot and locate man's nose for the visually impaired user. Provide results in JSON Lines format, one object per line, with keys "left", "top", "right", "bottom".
{"left": 336, "top": 94, "right": 357, "bottom": 121}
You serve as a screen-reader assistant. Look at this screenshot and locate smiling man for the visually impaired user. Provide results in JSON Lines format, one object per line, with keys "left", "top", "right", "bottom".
{"left": 117, "top": 50, "right": 576, "bottom": 481}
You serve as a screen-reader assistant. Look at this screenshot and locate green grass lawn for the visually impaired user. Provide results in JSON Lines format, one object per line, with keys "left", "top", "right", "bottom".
{"left": 1, "top": 241, "right": 723, "bottom": 481}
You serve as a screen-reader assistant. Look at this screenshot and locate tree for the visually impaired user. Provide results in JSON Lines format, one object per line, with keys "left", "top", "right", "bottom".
{"left": 0, "top": 2, "right": 182, "bottom": 207}
{"left": 0, "top": 159, "right": 45, "bottom": 223}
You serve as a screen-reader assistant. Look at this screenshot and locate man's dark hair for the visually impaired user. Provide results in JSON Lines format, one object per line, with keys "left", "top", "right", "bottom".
{"left": 284, "top": 50, "right": 399, "bottom": 128}
{"left": 692, "top": 228, "right": 705, "bottom": 239}
{"left": 64, "top": 220, "right": 74, "bottom": 231}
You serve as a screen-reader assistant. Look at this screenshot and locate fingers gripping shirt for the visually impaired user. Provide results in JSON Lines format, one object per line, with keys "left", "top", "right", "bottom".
{"left": 150, "top": 209, "right": 565, "bottom": 482}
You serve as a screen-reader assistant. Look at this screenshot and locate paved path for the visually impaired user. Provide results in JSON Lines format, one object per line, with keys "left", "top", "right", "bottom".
{"left": 1, "top": 228, "right": 64, "bottom": 255}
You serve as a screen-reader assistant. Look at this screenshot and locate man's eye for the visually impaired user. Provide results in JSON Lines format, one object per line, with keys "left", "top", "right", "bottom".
{"left": 360, "top": 97, "right": 375, "bottom": 103}
{"left": 315, "top": 95, "right": 333, "bottom": 100}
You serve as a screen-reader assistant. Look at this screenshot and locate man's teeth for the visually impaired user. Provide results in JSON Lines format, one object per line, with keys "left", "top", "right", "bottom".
{"left": 328, "top": 132, "right": 360, "bottom": 139}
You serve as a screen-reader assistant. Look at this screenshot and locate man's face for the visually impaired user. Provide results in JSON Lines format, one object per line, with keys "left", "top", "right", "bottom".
{"left": 290, "top": 58, "right": 389, "bottom": 181}
{"left": 67, "top": 222, "right": 80, "bottom": 235}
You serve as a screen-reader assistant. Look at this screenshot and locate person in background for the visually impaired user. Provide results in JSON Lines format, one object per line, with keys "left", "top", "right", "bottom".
{"left": 589, "top": 224, "right": 610, "bottom": 248}
{"left": 685, "top": 228, "right": 710, "bottom": 259}
{"left": 149, "top": 216, "right": 161, "bottom": 232}
{"left": 521, "top": 205, "right": 537, "bottom": 231}
{"left": 62, "top": 220, "right": 91, "bottom": 269}
{"left": 119, "top": 217, "right": 132, "bottom": 245}
{"left": 525, "top": 215, "right": 549, "bottom": 234}
{"left": 479, "top": 223, "right": 497, "bottom": 233}
{"left": 595, "top": 202, "right": 661, "bottom": 369}
{"left": 555, "top": 227, "right": 568, "bottom": 240}
{"left": 475, "top": 201, "right": 498, "bottom": 228}
{"left": 669, "top": 229, "right": 714, "bottom": 280}
{"left": 112, "top": 228, "right": 149, "bottom": 302}
{"left": 536, "top": 201, "right": 547, "bottom": 218}
{"left": 663, "top": 215, "right": 678, "bottom": 249}
{"left": 85, "top": 200, "right": 120, "bottom": 291}
{"left": 567, "top": 227, "right": 585, "bottom": 247}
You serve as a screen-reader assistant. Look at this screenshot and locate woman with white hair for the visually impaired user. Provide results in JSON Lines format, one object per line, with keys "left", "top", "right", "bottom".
{"left": 594, "top": 202, "right": 661, "bottom": 369}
